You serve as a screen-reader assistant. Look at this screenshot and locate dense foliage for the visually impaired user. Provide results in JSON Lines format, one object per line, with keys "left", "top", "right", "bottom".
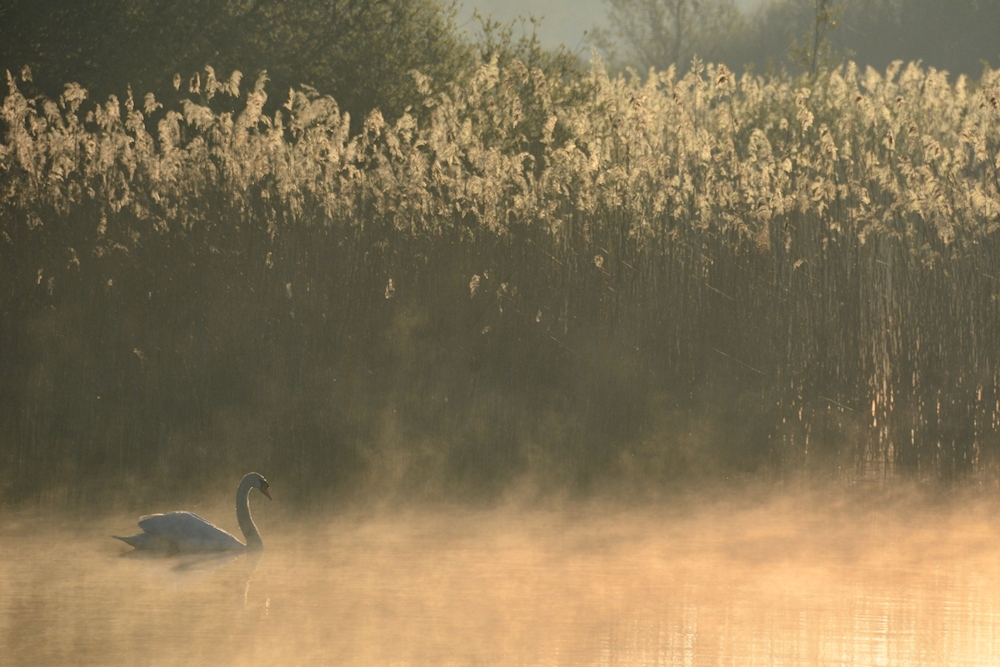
{"left": 2, "top": 55, "right": 1000, "bottom": 503}
{"left": 0, "top": 0, "right": 470, "bottom": 129}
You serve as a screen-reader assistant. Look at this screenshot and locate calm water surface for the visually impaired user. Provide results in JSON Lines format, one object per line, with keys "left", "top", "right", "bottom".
{"left": 3, "top": 488, "right": 1000, "bottom": 666}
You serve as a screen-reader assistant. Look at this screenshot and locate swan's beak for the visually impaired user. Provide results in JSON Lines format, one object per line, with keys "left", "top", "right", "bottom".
{"left": 260, "top": 484, "right": 272, "bottom": 500}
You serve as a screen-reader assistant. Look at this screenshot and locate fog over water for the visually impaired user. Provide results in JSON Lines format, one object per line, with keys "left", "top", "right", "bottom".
{"left": 5, "top": 485, "right": 1000, "bottom": 666}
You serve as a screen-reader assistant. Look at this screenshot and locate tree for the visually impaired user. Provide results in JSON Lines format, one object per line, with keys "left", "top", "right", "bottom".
{"left": 0, "top": 0, "right": 471, "bottom": 127}
{"left": 790, "top": 0, "right": 845, "bottom": 77}
{"left": 588, "top": 0, "right": 744, "bottom": 73}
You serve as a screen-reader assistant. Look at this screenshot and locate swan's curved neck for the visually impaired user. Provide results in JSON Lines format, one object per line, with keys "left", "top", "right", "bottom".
{"left": 236, "top": 475, "right": 262, "bottom": 549}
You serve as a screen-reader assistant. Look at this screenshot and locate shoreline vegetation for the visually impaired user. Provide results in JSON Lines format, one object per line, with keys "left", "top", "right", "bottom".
{"left": 1, "top": 54, "right": 999, "bottom": 504}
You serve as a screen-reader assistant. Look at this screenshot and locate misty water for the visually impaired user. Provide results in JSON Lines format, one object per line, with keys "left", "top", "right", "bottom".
{"left": 4, "top": 487, "right": 1000, "bottom": 666}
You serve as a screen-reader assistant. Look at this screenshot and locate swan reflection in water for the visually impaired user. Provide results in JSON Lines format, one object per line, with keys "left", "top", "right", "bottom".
{"left": 119, "top": 540, "right": 267, "bottom": 612}
{"left": 113, "top": 473, "right": 271, "bottom": 552}
{"left": 121, "top": 545, "right": 260, "bottom": 572}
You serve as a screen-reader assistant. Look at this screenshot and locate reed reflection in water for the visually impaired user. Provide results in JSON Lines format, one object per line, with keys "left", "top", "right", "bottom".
{"left": 3, "top": 488, "right": 1000, "bottom": 666}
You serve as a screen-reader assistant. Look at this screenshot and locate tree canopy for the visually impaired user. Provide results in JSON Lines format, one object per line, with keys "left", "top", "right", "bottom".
{"left": 0, "top": 0, "right": 471, "bottom": 126}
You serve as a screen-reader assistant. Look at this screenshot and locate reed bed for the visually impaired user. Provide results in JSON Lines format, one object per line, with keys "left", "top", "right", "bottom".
{"left": 2, "top": 58, "right": 999, "bottom": 502}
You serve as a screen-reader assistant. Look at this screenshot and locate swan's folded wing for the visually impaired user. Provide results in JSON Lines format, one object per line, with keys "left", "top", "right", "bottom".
{"left": 138, "top": 511, "right": 244, "bottom": 550}
{"left": 113, "top": 532, "right": 175, "bottom": 550}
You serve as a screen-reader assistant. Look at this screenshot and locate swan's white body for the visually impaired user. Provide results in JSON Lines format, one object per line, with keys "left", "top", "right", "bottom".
{"left": 114, "top": 473, "right": 271, "bottom": 552}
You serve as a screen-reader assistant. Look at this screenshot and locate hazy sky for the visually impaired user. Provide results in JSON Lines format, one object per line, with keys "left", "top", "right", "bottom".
{"left": 456, "top": 0, "right": 768, "bottom": 53}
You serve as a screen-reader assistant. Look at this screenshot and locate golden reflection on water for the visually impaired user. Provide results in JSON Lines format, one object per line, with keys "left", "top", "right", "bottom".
{"left": 3, "top": 488, "right": 1000, "bottom": 666}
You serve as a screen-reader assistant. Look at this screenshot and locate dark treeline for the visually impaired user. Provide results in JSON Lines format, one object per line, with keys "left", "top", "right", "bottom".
{"left": 2, "top": 3, "right": 1000, "bottom": 505}
{"left": 0, "top": 0, "right": 472, "bottom": 131}
{"left": 5, "top": 1, "right": 999, "bottom": 129}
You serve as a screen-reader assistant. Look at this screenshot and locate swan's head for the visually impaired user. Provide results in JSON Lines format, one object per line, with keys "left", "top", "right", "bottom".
{"left": 253, "top": 473, "right": 272, "bottom": 499}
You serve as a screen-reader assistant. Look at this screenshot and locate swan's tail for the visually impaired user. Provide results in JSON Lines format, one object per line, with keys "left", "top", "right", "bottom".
{"left": 112, "top": 534, "right": 145, "bottom": 549}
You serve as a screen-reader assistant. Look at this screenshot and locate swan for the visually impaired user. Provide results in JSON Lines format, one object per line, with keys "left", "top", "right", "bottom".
{"left": 113, "top": 473, "right": 271, "bottom": 552}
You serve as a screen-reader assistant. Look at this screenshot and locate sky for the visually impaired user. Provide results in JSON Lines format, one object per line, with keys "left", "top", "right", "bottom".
{"left": 455, "top": 0, "right": 769, "bottom": 54}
